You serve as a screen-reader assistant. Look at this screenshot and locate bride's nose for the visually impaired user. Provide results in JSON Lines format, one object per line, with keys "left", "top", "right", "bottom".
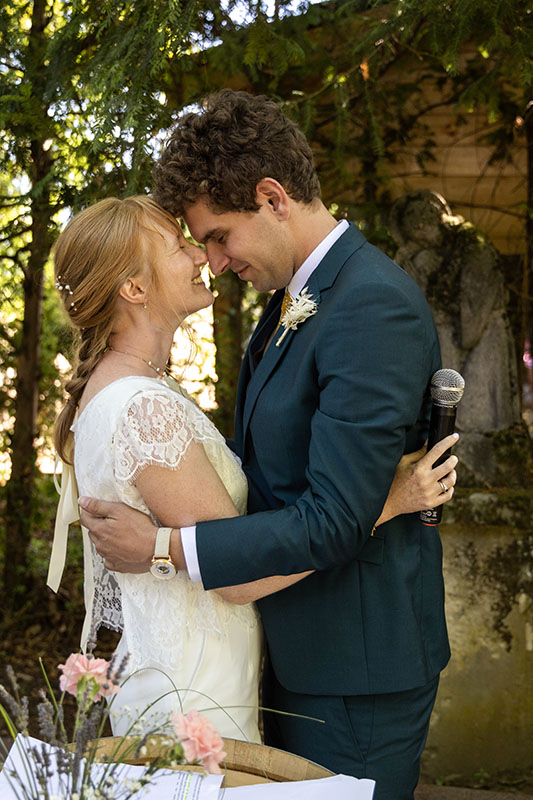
{"left": 192, "top": 244, "right": 207, "bottom": 268}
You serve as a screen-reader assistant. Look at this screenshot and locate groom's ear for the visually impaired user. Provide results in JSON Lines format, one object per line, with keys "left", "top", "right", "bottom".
{"left": 255, "top": 178, "right": 290, "bottom": 220}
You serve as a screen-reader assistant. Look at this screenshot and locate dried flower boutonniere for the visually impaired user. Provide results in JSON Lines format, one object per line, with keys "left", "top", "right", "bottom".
{"left": 276, "top": 288, "right": 319, "bottom": 346}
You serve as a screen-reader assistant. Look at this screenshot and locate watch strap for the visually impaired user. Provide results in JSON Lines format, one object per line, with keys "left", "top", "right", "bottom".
{"left": 153, "top": 527, "right": 173, "bottom": 559}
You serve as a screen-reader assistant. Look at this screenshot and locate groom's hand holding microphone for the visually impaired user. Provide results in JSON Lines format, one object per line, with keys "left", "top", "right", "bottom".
{"left": 420, "top": 368, "right": 465, "bottom": 526}
{"left": 376, "top": 368, "right": 464, "bottom": 527}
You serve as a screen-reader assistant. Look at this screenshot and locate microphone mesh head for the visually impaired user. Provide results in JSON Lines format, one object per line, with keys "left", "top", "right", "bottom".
{"left": 430, "top": 368, "right": 465, "bottom": 407}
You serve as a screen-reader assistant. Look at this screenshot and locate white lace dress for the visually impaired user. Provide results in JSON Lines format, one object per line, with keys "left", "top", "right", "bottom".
{"left": 72, "top": 376, "right": 262, "bottom": 742}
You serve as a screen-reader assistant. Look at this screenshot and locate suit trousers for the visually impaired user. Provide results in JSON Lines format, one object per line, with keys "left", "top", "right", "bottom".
{"left": 262, "top": 654, "right": 439, "bottom": 800}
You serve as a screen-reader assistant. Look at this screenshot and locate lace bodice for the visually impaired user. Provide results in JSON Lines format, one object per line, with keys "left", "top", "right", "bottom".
{"left": 72, "top": 376, "right": 256, "bottom": 671}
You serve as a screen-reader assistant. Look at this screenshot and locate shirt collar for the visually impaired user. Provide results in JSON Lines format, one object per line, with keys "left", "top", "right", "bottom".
{"left": 287, "top": 219, "right": 349, "bottom": 298}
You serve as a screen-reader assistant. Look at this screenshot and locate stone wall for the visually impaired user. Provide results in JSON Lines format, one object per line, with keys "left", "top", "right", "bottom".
{"left": 421, "top": 491, "right": 533, "bottom": 788}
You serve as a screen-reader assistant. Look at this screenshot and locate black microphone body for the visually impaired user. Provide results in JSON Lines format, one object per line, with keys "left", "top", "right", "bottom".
{"left": 420, "top": 369, "right": 465, "bottom": 526}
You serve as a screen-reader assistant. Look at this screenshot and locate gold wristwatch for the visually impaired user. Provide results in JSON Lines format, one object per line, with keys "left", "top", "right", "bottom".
{"left": 150, "top": 527, "right": 176, "bottom": 580}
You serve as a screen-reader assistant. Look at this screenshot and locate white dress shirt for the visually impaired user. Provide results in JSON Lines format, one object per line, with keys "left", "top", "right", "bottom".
{"left": 182, "top": 219, "right": 349, "bottom": 582}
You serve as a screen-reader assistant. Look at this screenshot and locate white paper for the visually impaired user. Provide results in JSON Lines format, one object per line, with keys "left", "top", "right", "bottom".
{"left": 218, "top": 774, "right": 375, "bottom": 799}
{"left": 0, "top": 734, "right": 222, "bottom": 799}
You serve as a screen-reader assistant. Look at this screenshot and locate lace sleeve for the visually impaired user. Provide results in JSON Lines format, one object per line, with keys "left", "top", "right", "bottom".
{"left": 113, "top": 389, "right": 197, "bottom": 485}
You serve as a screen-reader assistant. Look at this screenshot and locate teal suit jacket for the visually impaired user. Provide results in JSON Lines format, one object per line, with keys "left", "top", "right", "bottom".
{"left": 196, "top": 223, "right": 450, "bottom": 696}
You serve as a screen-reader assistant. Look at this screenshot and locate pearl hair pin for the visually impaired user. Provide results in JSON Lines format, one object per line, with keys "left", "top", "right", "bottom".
{"left": 55, "top": 275, "right": 77, "bottom": 311}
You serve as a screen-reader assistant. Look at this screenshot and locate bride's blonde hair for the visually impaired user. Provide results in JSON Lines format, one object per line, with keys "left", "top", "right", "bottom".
{"left": 53, "top": 195, "right": 183, "bottom": 463}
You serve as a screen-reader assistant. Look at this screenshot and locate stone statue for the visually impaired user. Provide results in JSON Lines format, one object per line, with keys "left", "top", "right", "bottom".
{"left": 389, "top": 190, "right": 529, "bottom": 487}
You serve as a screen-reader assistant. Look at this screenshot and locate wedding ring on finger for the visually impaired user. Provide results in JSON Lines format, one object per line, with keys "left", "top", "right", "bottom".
{"left": 438, "top": 479, "right": 449, "bottom": 494}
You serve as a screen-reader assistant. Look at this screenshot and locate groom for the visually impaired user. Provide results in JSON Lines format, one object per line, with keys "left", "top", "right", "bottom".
{"left": 80, "top": 90, "right": 450, "bottom": 799}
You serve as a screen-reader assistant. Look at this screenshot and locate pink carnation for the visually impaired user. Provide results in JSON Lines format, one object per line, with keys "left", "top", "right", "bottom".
{"left": 58, "top": 653, "right": 120, "bottom": 702}
{"left": 171, "top": 710, "right": 226, "bottom": 774}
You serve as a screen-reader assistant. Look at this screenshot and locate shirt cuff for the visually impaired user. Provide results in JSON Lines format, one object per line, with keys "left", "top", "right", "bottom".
{"left": 181, "top": 525, "right": 203, "bottom": 583}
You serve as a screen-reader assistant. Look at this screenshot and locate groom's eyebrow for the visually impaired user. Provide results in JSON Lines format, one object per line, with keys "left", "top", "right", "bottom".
{"left": 201, "top": 226, "right": 224, "bottom": 244}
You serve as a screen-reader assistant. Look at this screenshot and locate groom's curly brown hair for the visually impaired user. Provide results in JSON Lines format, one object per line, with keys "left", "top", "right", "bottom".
{"left": 152, "top": 90, "right": 321, "bottom": 216}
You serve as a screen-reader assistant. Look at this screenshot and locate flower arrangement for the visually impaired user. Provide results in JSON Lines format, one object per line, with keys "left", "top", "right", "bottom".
{"left": 276, "top": 288, "right": 319, "bottom": 346}
{"left": 0, "top": 653, "right": 226, "bottom": 799}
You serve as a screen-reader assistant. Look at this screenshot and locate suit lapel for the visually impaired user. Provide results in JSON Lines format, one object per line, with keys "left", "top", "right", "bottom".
{"left": 247, "top": 289, "right": 284, "bottom": 370}
{"left": 234, "top": 289, "right": 283, "bottom": 449}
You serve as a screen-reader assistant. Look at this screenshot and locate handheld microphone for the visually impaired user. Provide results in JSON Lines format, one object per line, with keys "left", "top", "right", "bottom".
{"left": 420, "top": 368, "right": 465, "bottom": 526}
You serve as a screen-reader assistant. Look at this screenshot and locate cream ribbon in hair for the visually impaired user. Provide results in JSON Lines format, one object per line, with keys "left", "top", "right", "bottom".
{"left": 47, "top": 455, "right": 80, "bottom": 592}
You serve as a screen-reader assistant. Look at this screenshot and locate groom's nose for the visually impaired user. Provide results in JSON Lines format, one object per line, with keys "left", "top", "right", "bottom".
{"left": 206, "top": 244, "right": 231, "bottom": 276}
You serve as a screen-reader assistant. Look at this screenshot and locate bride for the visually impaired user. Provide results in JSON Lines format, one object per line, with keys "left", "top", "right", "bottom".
{"left": 51, "top": 195, "right": 456, "bottom": 743}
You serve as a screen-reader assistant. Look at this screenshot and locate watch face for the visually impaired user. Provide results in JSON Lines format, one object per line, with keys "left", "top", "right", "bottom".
{"left": 150, "top": 559, "right": 177, "bottom": 580}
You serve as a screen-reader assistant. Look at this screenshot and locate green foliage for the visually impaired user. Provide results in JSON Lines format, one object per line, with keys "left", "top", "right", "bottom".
{"left": 44, "top": 0, "right": 198, "bottom": 194}
{"left": 337, "top": 0, "right": 532, "bottom": 162}
{"left": 243, "top": 15, "right": 306, "bottom": 78}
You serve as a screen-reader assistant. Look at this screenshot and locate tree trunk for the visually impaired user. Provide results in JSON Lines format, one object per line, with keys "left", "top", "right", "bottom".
{"left": 3, "top": 0, "right": 52, "bottom": 608}
{"left": 525, "top": 90, "right": 533, "bottom": 389}
{"left": 212, "top": 272, "right": 244, "bottom": 441}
